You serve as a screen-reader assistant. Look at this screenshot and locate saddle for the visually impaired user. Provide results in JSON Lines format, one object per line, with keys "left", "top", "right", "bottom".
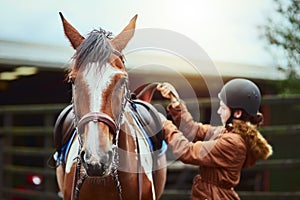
{"left": 53, "top": 104, "right": 76, "bottom": 153}
{"left": 48, "top": 105, "right": 76, "bottom": 168}
{"left": 48, "top": 82, "right": 165, "bottom": 168}
{"left": 130, "top": 99, "right": 164, "bottom": 152}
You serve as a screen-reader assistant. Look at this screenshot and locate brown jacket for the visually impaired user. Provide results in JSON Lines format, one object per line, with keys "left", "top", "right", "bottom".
{"left": 163, "top": 102, "right": 272, "bottom": 200}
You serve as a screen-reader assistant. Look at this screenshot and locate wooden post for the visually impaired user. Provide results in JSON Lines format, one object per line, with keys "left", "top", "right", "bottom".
{"left": 3, "top": 112, "right": 13, "bottom": 199}
{"left": 0, "top": 129, "right": 3, "bottom": 198}
{"left": 44, "top": 113, "right": 57, "bottom": 199}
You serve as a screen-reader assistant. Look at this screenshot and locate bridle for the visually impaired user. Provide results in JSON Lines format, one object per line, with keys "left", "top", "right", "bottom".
{"left": 70, "top": 49, "right": 130, "bottom": 200}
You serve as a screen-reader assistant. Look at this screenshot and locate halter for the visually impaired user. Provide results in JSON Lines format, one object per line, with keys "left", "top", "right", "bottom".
{"left": 70, "top": 49, "right": 129, "bottom": 200}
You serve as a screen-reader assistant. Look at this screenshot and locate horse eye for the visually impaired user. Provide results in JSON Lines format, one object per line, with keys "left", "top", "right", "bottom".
{"left": 111, "top": 57, "right": 125, "bottom": 70}
{"left": 120, "top": 55, "right": 125, "bottom": 64}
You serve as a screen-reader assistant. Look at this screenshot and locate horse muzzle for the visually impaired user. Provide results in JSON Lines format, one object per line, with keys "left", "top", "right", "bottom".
{"left": 81, "top": 150, "right": 113, "bottom": 177}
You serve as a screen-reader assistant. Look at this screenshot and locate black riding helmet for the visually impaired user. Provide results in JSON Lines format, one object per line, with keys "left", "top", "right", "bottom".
{"left": 218, "top": 78, "right": 261, "bottom": 117}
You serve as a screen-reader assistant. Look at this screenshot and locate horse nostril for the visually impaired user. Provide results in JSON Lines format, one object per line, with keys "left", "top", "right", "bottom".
{"left": 99, "top": 151, "right": 113, "bottom": 165}
{"left": 104, "top": 151, "right": 113, "bottom": 163}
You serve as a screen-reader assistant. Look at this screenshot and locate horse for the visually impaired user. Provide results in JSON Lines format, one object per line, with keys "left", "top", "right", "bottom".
{"left": 55, "top": 13, "right": 167, "bottom": 200}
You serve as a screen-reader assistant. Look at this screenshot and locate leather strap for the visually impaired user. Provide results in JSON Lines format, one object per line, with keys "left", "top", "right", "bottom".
{"left": 77, "top": 112, "right": 117, "bottom": 134}
{"left": 134, "top": 82, "right": 160, "bottom": 102}
{"left": 134, "top": 82, "right": 179, "bottom": 102}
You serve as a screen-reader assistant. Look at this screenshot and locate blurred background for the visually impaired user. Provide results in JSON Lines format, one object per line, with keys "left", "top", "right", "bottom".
{"left": 0, "top": 0, "right": 299, "bottom": 199}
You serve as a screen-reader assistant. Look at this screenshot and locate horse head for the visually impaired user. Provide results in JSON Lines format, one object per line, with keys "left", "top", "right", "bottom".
{"left": 60, "top": 12, "right": 137, "bottom": 177}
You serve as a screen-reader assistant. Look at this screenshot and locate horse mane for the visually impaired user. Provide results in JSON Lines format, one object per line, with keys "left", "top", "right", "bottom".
{"left": 67, "top": 29, "right": 114, "bottom": 79}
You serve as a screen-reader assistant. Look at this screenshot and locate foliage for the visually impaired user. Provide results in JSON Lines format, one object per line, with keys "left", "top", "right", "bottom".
{"left": 260, "top": 0, "right": 300, "bottom": 94}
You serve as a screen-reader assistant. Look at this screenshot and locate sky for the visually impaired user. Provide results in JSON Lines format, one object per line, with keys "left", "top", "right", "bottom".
{"left": 0, "top": 0, "right": 275, "bottom": 67}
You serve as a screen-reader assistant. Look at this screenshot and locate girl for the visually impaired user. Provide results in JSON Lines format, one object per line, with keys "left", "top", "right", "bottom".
{"left": 157, "top": 78, "right": 273, "bottom": 200}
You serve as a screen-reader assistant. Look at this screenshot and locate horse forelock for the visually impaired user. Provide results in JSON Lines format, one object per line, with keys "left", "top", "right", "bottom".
{"left": 71, "top": 29, "right": 113, "bottom": 76}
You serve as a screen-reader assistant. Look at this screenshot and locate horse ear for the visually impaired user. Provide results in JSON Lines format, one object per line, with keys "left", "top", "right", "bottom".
{"left": 59, "top": 12, "right": 85, "bottom": 49}
{"left": 111, "top": 14, "right": 137, "bottom": 52}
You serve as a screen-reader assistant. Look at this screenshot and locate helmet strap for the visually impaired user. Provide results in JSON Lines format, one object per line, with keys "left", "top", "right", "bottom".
{"left": 225, "top": 114, "right": 234, "bottom": 131}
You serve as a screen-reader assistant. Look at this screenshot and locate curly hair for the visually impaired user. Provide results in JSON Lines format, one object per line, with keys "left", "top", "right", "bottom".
{"left": 231, "top": 120, "right": 273, "bottom": 160}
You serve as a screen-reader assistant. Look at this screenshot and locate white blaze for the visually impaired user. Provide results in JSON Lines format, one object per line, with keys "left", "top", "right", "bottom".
{"left": 81, "top": 62, "right": 126, "bottom": 159}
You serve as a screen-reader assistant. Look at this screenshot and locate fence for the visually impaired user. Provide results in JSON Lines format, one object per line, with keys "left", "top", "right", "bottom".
{"left": 0, "top": 104, "right": 66, "bottom": 200}
{"left": 0, "top": 95, "right": 299, "bottom": 200}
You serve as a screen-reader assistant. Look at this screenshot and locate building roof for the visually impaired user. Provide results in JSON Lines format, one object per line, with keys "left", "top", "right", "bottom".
{"left": 0, "top": 40, "right": 285, "bottom": 80}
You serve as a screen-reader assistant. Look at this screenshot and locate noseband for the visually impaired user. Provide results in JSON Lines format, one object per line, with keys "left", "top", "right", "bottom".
{"left": 77, "top": 112, "right": 117, "bottom": 134}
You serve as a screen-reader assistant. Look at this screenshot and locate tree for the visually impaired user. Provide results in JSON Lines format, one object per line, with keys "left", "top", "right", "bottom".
{"left": 260, "top": 0, "right": 300, "bottom": 94}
